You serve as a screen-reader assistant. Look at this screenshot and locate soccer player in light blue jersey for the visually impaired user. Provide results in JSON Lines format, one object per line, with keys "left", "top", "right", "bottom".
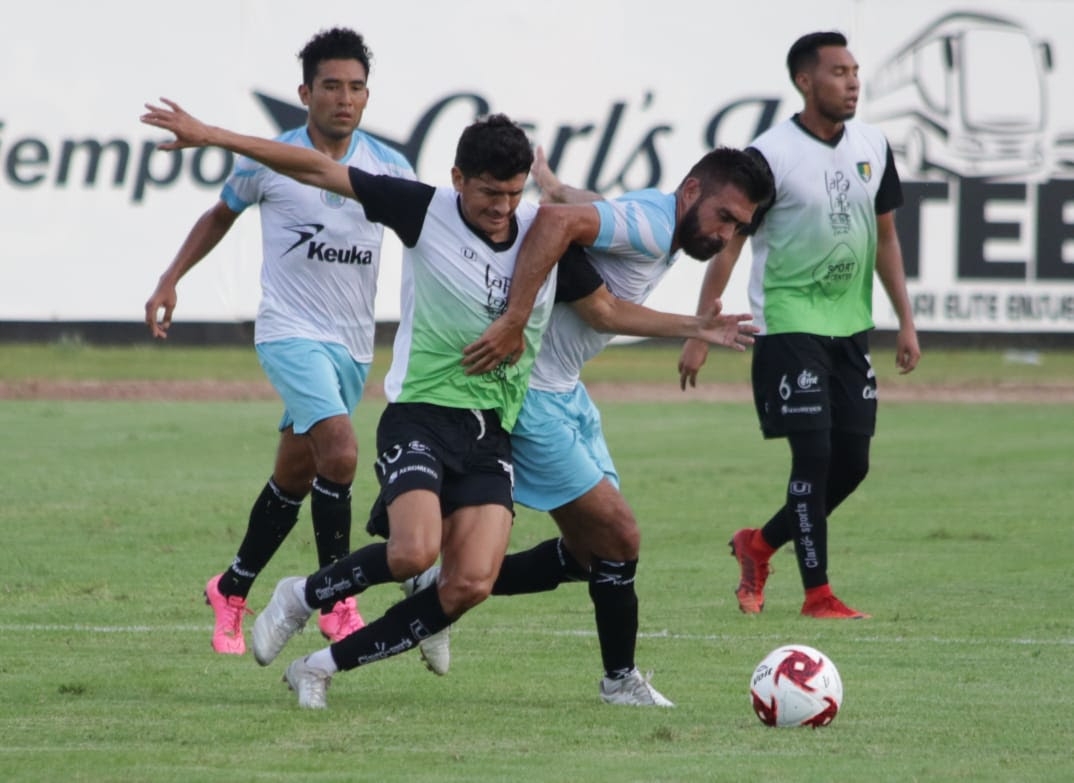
{"left": 456, "top": 146, "right": 773, "bottom": 706}
{"left": 145, "top": 29, "right": 413, "bottom": 656}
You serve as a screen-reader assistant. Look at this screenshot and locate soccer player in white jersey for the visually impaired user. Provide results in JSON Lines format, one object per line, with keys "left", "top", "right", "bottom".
{"left": 144, "top": 29, "right": 414, "bottom": 656}
{"left": 678, "top": 31, "right": 921, "bottom": 619}
{"left": 459, "top": 147, "right": 774, "bottom": 705}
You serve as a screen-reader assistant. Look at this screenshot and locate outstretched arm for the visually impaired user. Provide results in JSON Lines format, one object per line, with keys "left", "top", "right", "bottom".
{"left": 140, "top": 98, "right": 355, "bottom": 199}
{"left": 875, "top": 211, "right": 921, "bottom": 374}
{"left": 573, "top": 286, "right": 757, "bottom": 350}
{"left": 678, "top": 233, "right": 748, "bottom": 389}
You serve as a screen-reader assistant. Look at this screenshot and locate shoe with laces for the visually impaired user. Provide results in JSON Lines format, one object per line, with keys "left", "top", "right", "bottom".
{"left": 599, "top": 668, "right": 675, "bottom": 707}
{"left": 318, "top": 597, "right": 365, "bottom": 642}
{"left": 801, "top": 592, "right": 871, "bottom": 619}
{"left": 283, "top": 656, "right": 332, "bottom": 709}
{"left": 204, "top": 573, "right": 252, "bottom": 655}
{"left": 730, "top": 528, "right": 771, "bottom": 614}
{"left": 401, "top": 566, "right": 450, "bottom": 676}
{"left": 252, "top": 576, "right": 312, "bottom": 666}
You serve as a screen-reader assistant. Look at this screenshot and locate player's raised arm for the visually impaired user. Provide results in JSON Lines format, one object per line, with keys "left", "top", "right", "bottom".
{"left": 141, "top": 98, "right": 355, "bottom": 201}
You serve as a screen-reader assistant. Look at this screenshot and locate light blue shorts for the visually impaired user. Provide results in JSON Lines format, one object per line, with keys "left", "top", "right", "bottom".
{"left": 511, "top": 384, "right": 619, "bottom": 512}
{"left": 256, "top": 338, "right": 370, "bottom": 434}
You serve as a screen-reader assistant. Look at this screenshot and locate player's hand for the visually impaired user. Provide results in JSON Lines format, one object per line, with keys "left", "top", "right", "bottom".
{"left": 895, "top": 326, "right": 921, "bottom": 374}
{"left": 678, "top": 337, "right": 710, "bottom": 390}
{"left": 531, "top": 146, "right": 564, "bottom": 204}
{"left": 697, "top": 297, "right": 758, "bottom": 352}
{"left": 145, "top": 281, "right": 178, "bottom": 339}
{"left": 141, "top": 98, "right": 212, "bottom": 150}
{"left": 462, "top": 316, "right": 526, "bottom": 375}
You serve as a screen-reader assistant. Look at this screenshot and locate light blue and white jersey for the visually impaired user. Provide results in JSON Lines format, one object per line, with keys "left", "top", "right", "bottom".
{"left": 221, "top": 126, "right": 414, "bottom": 362}
{"left": 528, "top": 189, "right": 678, "bottom": 392}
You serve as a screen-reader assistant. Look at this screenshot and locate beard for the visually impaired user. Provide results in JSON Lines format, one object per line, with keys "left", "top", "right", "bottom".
{"left": 676, "top": 203, "right": 726, "bottom": 261}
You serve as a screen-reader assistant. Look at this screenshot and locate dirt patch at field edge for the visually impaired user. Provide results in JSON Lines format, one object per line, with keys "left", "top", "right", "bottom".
{"left": 2, "top": 378, "right": 1072, "bottom": 404}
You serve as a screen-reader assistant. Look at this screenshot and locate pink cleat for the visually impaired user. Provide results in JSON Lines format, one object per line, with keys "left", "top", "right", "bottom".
{"left": 317, "top": 596, "right": 365, "bottom": 642}
{"left": 204, "top": 573, "right": 252, "bottom": 655}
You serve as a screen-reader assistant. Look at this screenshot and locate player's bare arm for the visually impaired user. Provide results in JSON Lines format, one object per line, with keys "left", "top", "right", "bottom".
{"left": 145, "top": 200, "right": 239, "bottom": 339}
{"left": 874, "top": 210, "right": 921, "bottom": 374}
{"left": 141, "top": 99, "right": 355, "bottom": 200}
{"left": 462, "top": 203, "right": 601, "bottom": 375}
{"left": 532, "top": 145, "right": 602, "bottom": 205}
{"left": 678, "top": 233, "right": 748, "bottom": 389}
{"left": 572, "top": 286, "right": 757, "bottom": 349}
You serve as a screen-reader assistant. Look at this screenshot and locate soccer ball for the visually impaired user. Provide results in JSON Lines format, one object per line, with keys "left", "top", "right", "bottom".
{"left": 749, "top": 644, "right": 843, "bottom": 728}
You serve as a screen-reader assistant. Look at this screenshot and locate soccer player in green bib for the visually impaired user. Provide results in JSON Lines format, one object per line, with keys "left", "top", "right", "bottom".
{"left": 679, "top": 31, "right": 921, "bottom": 619}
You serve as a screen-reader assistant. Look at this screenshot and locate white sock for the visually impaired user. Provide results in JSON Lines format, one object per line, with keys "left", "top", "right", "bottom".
{"left": 306, "top": 648, "right": 338, "bottom": 674}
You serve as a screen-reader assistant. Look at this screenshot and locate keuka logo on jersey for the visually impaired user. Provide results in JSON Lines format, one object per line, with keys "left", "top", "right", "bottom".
{"left": 282, "top": 222, "right": 373, "bottom": 265}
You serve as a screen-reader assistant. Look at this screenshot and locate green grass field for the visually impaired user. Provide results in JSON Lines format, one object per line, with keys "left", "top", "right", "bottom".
{"left": 1, "top": 344, "right": 1072, "bottom": 782}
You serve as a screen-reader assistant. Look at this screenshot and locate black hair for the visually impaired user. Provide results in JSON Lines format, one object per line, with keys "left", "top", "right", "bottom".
{"left": 681, "top": 147, "right": 774, "bottom": 208}
{"left": 298, "top": 27, "right": 372, "bottom": 86}
{"left": 454, "top": 114, "right": 534, "bottom": 181}
{"left": 786, "top": 31, "right": 848, "bottom": 84}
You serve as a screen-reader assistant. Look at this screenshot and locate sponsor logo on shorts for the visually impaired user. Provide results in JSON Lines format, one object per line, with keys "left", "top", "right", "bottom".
{"left": 781, "top": 404, "right": 823, "bottom": 415}
{"left": 797, "top": 369, "right": 820, "bottom": 390}
{"left": 387, "top": 464, "right": 439, "bottom": 484}
{"left": 862, "top": 386, "right": 878, "bottom": 400}
{"left": 407, "top": 440, "right": 435, "bottom": 459}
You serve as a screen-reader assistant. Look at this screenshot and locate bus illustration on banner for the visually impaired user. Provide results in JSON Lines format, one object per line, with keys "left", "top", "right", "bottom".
{"left": 866, "top": 11, "right": 1053, "bottom": 179}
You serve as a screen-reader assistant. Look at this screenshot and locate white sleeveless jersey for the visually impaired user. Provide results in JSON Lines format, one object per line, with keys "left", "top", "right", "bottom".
{"left": 221, "top": 126, "right": 414, "bottom": 361}
{"left": 385, "top": 189, "right": 555, "bottom": 432}
{"left": 528, "top": 190, "right": 678, "bottom": 392}
{"left": 748, "top": 118, "right": 889, "bottom": 336}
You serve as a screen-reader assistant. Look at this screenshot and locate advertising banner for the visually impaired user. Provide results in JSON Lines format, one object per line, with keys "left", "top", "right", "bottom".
{"left": 2, "top": 0, "right": 1072, "bottom": 332}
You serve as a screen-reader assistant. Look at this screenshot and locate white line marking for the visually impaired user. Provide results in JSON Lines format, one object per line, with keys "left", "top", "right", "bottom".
{"left": 1, "top": 624, "right": 1071, "bottom": 646}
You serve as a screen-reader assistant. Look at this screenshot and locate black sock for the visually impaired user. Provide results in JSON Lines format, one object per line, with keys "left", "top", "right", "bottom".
{"left": 329, "top": 583, "right": 452, "bottom": 672}
{"left": 774, "top": 430, "right": 831, "bottom": 590}
{"left": 589, "top": 558, "right": 639, "bottom": 680}
{"left": 825, "top": 431, "right": 870, "bottom": 515}
{"left": 311, "top": 475, "right": 352, "bottom": 567}
{"left": 303, "top": 542, "right": 393, "bottom": 610}
{"left": 492, "top": 538, "right": 587, "bottom": 595}
{"left": 221, "top": 479, "right": 302, "bottom": 598}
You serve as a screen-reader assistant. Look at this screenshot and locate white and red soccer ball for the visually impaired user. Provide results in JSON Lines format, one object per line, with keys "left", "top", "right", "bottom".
{"left": 750, "top": 644, "right": 843, "bottom": 728}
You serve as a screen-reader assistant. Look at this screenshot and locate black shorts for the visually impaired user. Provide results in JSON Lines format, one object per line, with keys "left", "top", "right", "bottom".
{"left": 751, "top": 331, "right": 877, "bottom": 439}
{"left": 366, "top": 402, "right": 514, "bottom": 538}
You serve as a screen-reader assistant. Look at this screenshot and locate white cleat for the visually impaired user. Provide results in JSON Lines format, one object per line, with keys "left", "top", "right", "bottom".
{"left": 283, "top": 656, "right": 331, "bottom": 709}
{"left": 252, "top": 576, "right": 311, "bottom": 666}
{"left": 401, "top": 566, "right": 451, "bottom": 676}
{"left": 599, "top": 669, "right": 675, "bottom": 707}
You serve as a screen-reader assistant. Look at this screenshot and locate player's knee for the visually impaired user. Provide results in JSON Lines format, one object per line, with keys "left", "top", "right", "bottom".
{"left": 316, "top": 448, "right": 358, "bottom": 483}
{"left": 386, "top": 539, "right": 438, "bottom": 580}
{"left": 438, "top": 574, "right": 493, "bottom": 616}
{"left": 597, "top": 513, "right": 641, "bottom": 561}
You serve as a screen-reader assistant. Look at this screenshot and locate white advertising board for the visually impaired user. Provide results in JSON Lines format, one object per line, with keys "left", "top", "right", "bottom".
{"left": 2, "top": 0, "right": 1072, "bottom": 332}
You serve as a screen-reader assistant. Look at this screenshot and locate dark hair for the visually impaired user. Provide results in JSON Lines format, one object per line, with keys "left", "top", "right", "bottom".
{"left": 454, "top": 114, "right": 534, "bottom": 181}
{"left": 298, "top": 27, "right": 372, "bottom": 86}
{"left": 786, "top": 31, "right": 848, "bottom": 83}
{"left": 681, "top": 147, "right": 774, "bottom": 208}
